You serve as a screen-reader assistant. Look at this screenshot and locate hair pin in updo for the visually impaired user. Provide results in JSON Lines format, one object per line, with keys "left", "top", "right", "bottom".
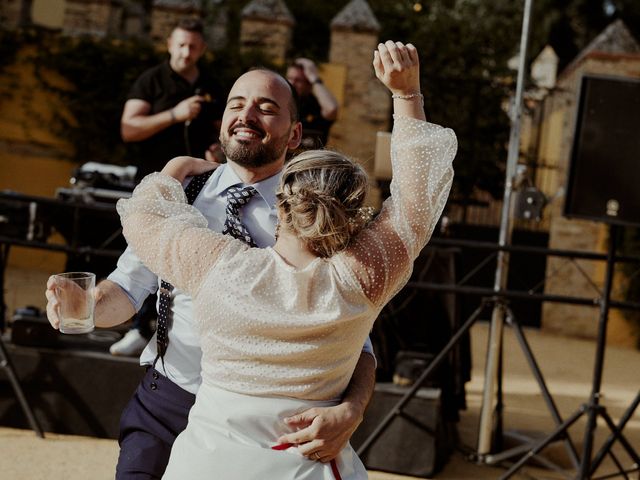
{"left": 349, "top": 206, "right": 375, "bottom": 227}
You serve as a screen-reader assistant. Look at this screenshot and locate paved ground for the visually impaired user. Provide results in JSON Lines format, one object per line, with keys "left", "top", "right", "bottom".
{"left": 1, "top": 266, "right": 638, "bottom": 479}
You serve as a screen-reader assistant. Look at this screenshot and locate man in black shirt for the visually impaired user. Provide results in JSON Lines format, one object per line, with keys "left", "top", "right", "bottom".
{"left": 286, "top": 58, "right": 339, "bottom": 148}
{"left": 113, "top": 18, "right": 223, "bottom": 356}
{"left": 121, "top": 18, "right": 223, "bottom": 183}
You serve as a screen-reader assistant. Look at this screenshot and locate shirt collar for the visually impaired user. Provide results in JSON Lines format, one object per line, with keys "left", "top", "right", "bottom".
{"left": 163, "top": 60, "right": 201, "bottom": 87}
{"left": 213, "top": 163, "right": 282, "bottom": 208}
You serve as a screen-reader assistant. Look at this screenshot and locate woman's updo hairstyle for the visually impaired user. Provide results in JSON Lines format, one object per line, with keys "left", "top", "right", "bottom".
{"left": 276, "top": 150, "right": 370, "bottom": 258}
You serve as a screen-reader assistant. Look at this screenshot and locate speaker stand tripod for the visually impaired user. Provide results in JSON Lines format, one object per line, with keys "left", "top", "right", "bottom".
{"left": 501, "top": 225, "right": 640, "bottom": 479}
{"left": 0, "top": 243, "right": 45, "bottom": 438}
{"left": 356, "top": 294, "right": 581, "bottom": 475}
{"left": 477, "top": 300, "right": 581, "bottom": 474}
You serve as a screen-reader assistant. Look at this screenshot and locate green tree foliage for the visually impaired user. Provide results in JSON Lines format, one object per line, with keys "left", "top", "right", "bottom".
{"left": 370, "top": 0, "right": 523, "bottom": 200}
{"left": 530, "top": 0, "right": 640, "bottom": 69}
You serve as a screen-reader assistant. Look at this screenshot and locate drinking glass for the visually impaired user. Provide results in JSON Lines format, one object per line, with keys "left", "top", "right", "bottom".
{"left": 53, "top": 272, "right": 95, "bottom": 334}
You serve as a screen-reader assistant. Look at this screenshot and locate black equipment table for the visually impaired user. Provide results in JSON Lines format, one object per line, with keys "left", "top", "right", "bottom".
{"left": 0, "top": 189, "right": 127, "bottom": 438}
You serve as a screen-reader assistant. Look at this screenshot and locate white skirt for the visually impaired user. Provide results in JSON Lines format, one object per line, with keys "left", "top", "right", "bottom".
{"left": 163, "top": 383, "right": 368, "bottom": 479}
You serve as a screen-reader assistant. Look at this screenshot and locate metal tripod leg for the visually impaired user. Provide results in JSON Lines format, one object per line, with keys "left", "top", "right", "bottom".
{"left": 593, "top": 406, "right": 640, "bottom": 476}
{"left": 0, "top": 336, "right": 44, "bottom": 438}
{"left": 502, "top": 308, "right": 581, "bottom": 469}
{"left": 356, "top": 301, "right": 488, "bottom": 456}
{"left": 500, "top": 406, "right": 586, "bottom": 479}
{"left": 590, "top": 391, "right": 640, "bottom": 474}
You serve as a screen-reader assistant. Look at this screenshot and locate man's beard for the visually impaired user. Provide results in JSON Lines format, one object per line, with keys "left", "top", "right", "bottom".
{"left": 221, "top": 125, "right": 290, "bottom": 168}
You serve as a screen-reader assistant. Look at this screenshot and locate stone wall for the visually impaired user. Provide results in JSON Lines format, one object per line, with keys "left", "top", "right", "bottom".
{"left": 0, "top": 45, "right": 76, "bottom": 271}
{"left": 149, "top": 5, "right": 202, "bottom": 43}
{"left": 0, "top": 0, "right": 28, "bottom": 28}
{"left": 62, "top": 0, "right": 122, "bottom": 37}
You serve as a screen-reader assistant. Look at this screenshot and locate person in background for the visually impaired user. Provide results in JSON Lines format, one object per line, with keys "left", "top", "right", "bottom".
{"left": 286, "top": 57, "right": 339, "bottom": 148}
{"left": 111, "top": 17, "right": 224, "bottom": 356}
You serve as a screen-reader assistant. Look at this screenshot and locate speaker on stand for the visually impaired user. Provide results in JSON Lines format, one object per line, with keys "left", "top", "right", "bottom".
{"left": 564, "top": 75, "right": 640, "bottom": 226}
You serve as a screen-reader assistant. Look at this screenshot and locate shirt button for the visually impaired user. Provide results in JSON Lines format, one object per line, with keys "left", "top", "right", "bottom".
{"left": 152, "top": 372, "right": 159, "bottom": 380}
{"left": 150, "top": 382, "right": 157, "bottom": 390}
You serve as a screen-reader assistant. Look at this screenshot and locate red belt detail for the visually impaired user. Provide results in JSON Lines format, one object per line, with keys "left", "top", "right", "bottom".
{"left": 271, "top": 443, "right": 343, "bottom": 480}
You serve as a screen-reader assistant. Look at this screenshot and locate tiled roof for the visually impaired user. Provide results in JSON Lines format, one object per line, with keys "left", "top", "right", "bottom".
{"left": 241, "top": 0, "right": 295, "bottom": 25}
{"left": 330, "top": 0, "right": 380, "bottom": 33}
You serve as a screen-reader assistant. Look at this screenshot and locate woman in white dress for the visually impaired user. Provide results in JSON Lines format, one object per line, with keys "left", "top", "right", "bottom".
{"left": 116, "top": 41, "right": 457, "bottom": 479}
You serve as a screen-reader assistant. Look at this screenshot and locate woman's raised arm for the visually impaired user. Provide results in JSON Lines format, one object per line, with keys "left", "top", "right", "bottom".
{"left": 344, "top": 41, "right": 457, "bottom": 306}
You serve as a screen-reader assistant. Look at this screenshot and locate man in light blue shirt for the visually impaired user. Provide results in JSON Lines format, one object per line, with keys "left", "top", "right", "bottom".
{"left": 47, "top": 67, "right": 376, "bottom": 479}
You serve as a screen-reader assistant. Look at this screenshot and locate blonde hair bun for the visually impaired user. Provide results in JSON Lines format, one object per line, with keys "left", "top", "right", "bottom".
{"left": 276, "top": 150, "right": 370, "bottom": 257}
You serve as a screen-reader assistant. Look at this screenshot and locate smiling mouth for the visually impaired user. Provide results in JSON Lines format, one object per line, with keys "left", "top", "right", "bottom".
{"left": 231, "top": 123, "right": 265, "bottom": 141}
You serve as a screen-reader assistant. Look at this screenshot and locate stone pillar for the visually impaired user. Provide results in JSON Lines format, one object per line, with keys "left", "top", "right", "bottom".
{"left": 204, "top": 3, "right": 228, "bottom": 50}
{"left": 240, "top": 0, "right": 294, "bottom": 65}
{"left": 531, "top": 45, "right": 558, "bottom": 89}
{"left": 328, "top": 0, "right": 387, "bottom": 202}
{"left": 0, "top": 0, "right": 32, "bottom": 29}
{"left": 120, "top": 1, "right": 149, "bottom": 38}
{"left": 150, "top": 0, "right": 203, "bottom": 44}
{"left": 62, "top": 0, "right": 123, "bottom": 37}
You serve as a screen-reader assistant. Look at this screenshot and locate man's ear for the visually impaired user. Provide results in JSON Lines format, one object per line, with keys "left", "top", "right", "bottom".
{"left": 198, "top": 39, "right": 208, "bottom": 57}
{"left": 288, "top": 122, "right": 303, "bottom": 150}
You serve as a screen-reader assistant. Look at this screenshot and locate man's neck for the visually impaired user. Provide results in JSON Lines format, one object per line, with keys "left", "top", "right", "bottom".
{"left": 171, "top": 63, "right": 200, "bottom": 84}
{"left": 226, "top": 158, "right": 285, "bottom": 184}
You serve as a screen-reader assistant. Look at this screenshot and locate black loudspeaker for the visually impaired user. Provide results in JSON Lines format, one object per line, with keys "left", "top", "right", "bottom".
{"left": 0, "top": 343, "right": 144, "bottom": 438}
{"left": 351, "top": 383, "right": 453, "bottom": 478}
{"left": 564, "top": 75, "right": 640, "bottom": 226}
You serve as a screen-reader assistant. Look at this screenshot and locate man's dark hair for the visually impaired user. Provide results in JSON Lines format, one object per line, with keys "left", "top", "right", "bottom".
{"left": 248, "top": 67, "right": 300, "bottom": 122}
{"left": 173, "top": 18, "right": 204, "bottom": 35}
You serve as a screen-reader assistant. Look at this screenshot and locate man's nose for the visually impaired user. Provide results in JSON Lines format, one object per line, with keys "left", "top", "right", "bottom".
{"left": 238, "top": 105, "right": 258, "bottom": 124}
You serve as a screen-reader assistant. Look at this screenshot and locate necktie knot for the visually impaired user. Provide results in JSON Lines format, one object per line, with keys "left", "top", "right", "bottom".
{"left": 222, "top": 185, "right": 258, "bottom": 247}
{"left": 226, "top": 185, "right": 258, "bottom": 210}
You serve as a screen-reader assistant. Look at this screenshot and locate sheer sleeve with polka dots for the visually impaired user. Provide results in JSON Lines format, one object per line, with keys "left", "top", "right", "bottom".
{"left": 116, "top": 173, "right": 238, "bottom": 297}
{"left": 342, "top": 115, "right": 457, "bottom": 307}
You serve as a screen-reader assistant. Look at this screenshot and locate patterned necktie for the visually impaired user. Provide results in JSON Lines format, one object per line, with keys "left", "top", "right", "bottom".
{"left": 221, "top": 185, "right": 258, "bottom": 247}
{"left": 155, "top": 170, "right": 214, "bottom": 364}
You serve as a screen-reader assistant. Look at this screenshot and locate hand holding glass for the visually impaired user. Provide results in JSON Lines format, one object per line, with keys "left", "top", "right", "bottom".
{"left": 52, "top": 272, "right": 95, "bottom": 334}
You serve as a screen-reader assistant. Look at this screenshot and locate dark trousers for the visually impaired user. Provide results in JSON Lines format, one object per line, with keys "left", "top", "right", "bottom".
{"left": 115, "top": 368, "right": 196, "bottom": 479}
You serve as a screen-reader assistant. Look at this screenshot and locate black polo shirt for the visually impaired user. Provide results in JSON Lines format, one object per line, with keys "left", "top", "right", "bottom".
{"left": 127, "top": 61, "right": 224, "bottom": 182}
{"left": 298, "top": 94, "right": 334, "bottom": 149}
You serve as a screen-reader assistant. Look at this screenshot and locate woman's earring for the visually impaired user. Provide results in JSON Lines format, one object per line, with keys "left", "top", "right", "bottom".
{"left": 275, "top": 222, "right": 280, "bottom": 240}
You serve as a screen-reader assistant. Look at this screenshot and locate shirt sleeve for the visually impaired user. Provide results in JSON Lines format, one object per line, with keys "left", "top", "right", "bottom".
{"left": 361, "top": 336, "right": 376, "bottom": 366}
{"left": 116, "top": 172, "right": 240, "bottom": 297}
{"left": 107, "top": 246, "right": 159, "bottom": 312}
{"left": 343, "top": 116, "right": 457, "bottom": 307}
{"left": 126, "top": 68, "right": 154, "bottom": 103}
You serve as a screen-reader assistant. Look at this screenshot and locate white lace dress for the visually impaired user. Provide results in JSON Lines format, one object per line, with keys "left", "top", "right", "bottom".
{"left": 117, "top": 116, "right": 457, "bottom": 479}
